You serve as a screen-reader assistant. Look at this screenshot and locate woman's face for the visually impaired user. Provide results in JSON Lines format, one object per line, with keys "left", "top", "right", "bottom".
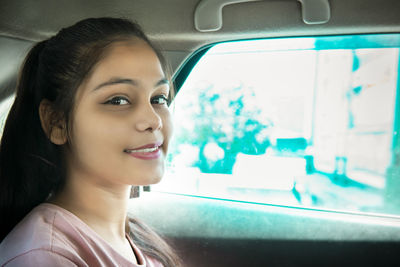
{"left": 67, "top": 40, "right": 172, "bottom": 187}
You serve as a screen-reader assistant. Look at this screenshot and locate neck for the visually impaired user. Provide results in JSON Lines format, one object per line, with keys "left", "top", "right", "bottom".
{"left": 49, "top": 172, "right": 131, "bottom": 243}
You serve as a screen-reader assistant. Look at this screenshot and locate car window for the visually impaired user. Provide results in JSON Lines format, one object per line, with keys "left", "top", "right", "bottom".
{"left": 153, "top": 33, "right": 400, "bottom": 216}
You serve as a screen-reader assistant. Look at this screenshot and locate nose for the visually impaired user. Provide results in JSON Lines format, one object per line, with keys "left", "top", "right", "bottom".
{"left": 135, "top": 102, "right": 162, "bottom": 132}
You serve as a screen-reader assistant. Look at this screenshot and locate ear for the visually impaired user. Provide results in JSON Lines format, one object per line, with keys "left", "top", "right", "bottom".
{"left": 39, "top": 99, "right": 67, "bottom": 145}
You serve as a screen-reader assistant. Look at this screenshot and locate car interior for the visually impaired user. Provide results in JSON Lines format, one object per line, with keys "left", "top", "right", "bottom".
{"left": 1, "top": 0, "right": 400, "bottom": 266}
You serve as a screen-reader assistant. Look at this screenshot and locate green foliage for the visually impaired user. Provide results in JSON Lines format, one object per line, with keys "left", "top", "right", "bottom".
{"left": 174, "top": 83, "right": 271, "bottom": 174}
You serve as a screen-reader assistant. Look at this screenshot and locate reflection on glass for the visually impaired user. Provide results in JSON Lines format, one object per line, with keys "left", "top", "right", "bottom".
{"left": 154, "top": 34, "right": 400, "bottom": 216}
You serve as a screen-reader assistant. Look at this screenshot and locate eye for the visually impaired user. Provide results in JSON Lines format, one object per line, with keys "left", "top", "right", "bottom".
{"left": 104, "top": 96, "right": 130, "bottom": 106}
{"left": 151, "top": 95, "right": 169, "bottom": 105}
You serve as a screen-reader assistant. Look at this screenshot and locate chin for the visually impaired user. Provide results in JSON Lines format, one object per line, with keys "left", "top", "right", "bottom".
{"left": 148, "top": 175, "right": 163, "bottom": 185}
{"left": 134, "top": 173, "right": 163, "bottom": 186}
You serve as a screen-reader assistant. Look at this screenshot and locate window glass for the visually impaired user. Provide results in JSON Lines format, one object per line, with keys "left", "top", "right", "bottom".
{"left": 154, "top": 34, "right": 400, "bottom": 216}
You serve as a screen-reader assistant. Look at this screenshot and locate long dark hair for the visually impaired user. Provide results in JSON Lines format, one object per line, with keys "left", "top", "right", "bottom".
{"left": 0, "top": 17, "right": 180, "bottom": 266}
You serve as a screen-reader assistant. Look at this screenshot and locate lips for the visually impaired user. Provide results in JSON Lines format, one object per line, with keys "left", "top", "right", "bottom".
{"left": 124, "top": 141, "right": 163, "bottom": 160}
{"left": 125, "top": 146, "right": 159, "bottom": 153}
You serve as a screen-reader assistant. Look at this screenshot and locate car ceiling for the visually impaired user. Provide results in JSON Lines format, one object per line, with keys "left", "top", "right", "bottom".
{"left": 1, "top": 0, "right": 400, "bottom": 100}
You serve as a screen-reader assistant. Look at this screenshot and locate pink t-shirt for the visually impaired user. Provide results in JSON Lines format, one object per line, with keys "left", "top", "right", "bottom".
{"left": 0, "top": 203, "right": 162, "bottom": 267}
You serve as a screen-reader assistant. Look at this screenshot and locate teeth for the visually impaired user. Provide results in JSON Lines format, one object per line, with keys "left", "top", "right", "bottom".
{"left": 125, "top": 146, "right": 159, "bottom": 153}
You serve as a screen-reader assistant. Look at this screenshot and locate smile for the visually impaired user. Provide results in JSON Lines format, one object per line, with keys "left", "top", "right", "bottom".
{"left": 124, "top": 146, "right": 160, "bottom": 153}
{"left": 124, "top": 142, "right": 163, "bottom": 160}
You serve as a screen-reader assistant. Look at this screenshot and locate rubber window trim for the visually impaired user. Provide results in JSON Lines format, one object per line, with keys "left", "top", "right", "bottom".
{"left": 172, "top": 45, "right": 212, "bottom": 94}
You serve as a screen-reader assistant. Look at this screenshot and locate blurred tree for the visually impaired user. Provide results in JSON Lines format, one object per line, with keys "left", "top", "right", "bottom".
{"left": 175, "top": 83, "right": 271, "bottom": 174}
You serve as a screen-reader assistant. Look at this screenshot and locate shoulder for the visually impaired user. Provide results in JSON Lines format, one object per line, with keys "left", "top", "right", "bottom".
{"left": 2, "top": 249, "right": 77, "bottom": 267}
{"left": 1, "top": 204, "right": 155, "bottom": 266}
{"left": 0, "top": 203, "right": 84, "bottom": 266}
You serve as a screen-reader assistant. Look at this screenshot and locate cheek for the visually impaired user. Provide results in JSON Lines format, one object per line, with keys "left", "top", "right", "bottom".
{"left": 161, "top": 108, "right": 173, "bottom": 145}
{"left": 70, "top": 111, "right": 123, "bottom": 161}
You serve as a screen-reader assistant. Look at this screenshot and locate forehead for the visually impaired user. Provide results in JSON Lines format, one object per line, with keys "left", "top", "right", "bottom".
{"left": 94, "top": 40, "right": 162, "bottom": 75}
{"left": 78, "top": 40, "right": 164, "bottom": 90}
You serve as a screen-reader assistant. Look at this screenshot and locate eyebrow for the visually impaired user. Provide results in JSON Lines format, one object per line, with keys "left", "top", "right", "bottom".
{"left": 92, "top": 77, "right": 169, "bottom": 91}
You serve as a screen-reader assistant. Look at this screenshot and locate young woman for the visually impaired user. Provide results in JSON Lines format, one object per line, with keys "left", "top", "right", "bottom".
{"left": 0, "top": 17, "right": 181, "bottom": 266}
